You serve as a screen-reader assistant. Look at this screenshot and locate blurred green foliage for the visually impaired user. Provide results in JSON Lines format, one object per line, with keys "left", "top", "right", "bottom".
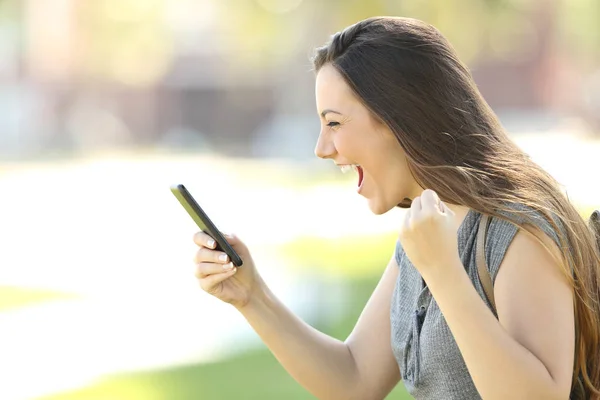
{"left": 35, "top": 201, "right": 598, "bottom": 399}
{"left": 557, "top": 0, "right": 600, "bottom": 64}
{"left": 38, "top": 275, "right": 412, "bottom": 400}
{"left": 277, "top": 232, "right": 398, "bottom": 277}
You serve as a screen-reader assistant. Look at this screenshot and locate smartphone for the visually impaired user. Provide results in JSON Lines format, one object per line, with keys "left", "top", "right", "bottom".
{"left": 170, "top": 184, "right": 243, "bottom": 267}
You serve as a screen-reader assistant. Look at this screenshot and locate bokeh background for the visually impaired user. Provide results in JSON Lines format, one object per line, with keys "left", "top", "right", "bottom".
{"left": 0, "top": 0, "right": 598, "bottom": 399}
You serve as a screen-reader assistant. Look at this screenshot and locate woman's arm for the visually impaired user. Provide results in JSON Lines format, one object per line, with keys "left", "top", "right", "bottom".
{"left": 426, "top": 226, "right": 574, "bottom": 400}
{"left": 240, "top": 259, "right": 400, "bottom": 400}
{"left": 237, "top": 256, "right": 401, "bottom": 400}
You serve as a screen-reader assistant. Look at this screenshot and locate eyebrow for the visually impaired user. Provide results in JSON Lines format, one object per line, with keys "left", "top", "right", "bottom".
{"left": 320, "top": 109, "right": 343, "bottom": 118}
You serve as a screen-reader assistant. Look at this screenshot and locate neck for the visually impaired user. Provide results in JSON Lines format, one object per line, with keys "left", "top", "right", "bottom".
{"left": 395, "top": 198, "right": 471, "bottom": 229}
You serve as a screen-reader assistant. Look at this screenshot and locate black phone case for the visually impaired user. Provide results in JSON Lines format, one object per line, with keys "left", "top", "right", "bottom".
{"left": 170, "top": 184, "right": 243, "bottom": 267}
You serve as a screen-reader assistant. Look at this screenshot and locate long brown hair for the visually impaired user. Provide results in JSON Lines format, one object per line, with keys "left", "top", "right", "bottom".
{"left": 312, "top": 16, "right": 600, "bottom": 397}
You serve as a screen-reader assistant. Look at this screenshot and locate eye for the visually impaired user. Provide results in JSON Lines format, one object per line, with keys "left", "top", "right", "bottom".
{"left": 326, "top": 121, "right": 340, "bottom": 128}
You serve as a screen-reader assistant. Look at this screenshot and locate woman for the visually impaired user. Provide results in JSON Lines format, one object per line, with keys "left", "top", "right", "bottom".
{"left": 192, "top": 17, "right": 600, "bottom": 399}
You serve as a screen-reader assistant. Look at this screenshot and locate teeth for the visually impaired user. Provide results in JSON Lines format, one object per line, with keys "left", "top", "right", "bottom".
{"left": 340, "top": 164, "right": 359, "bottom": 173}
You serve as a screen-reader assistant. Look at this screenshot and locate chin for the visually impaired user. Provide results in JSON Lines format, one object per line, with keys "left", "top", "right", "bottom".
{"left": 367, "top": 195, "right": 413, "bottom": 215}
{"left": 367, "top": 198, "right": 395, "bottom": 215}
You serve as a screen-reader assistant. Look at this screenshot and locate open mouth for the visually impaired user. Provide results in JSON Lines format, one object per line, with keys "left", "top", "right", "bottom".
{"left": 357, "top": 165, "right": 364, "bottom": 188}
{"left": 339, "top": 164, "right": 364, "bottom": 188}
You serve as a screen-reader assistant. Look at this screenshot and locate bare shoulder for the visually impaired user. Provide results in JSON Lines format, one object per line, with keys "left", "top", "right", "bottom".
{"left": 496, "top": 222, "right": 569, "bottom": 294}
{"left": 494, "top": 224, "right": 574, "bottom": 394}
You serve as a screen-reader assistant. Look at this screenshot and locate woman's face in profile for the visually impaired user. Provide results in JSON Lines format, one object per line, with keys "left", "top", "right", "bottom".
{"left": 314, "top": 64, "right": 420, "bottom": 214}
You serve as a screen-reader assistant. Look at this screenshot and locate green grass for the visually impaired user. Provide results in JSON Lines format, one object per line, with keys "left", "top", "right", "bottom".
{"left": 21, "top": 204, "right": 600, "bottom": 400}
{"left": 38, "top": 276, "right": 412, "bottom": 400}
{"left": 276, "top": 232, "right": 399, "bottom": 277}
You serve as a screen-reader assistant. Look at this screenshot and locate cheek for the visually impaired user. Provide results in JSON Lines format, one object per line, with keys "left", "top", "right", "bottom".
{"left": 369, "top": 147, "right": 413, "bottom": 196}
{"left": 367, "top": 142, "right": 405, "bottom": 180}
{"left": 334, "top": 135, "right": 363, "bottom": 161}
{"left": 366, "top": 156, "right": 388, "bottom": 181}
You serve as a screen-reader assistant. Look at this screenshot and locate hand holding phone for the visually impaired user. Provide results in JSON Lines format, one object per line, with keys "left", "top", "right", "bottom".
{"left": 170, "top": 184, "right": 243, "bottom": 267}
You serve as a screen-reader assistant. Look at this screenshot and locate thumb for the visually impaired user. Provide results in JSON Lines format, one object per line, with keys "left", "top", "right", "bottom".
{"left": 223, "top": 232, "right": 249, "bottom": 254}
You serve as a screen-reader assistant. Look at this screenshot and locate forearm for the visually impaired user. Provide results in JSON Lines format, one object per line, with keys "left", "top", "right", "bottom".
{"left": 425, "top": 264, "right": 562, "bottom": 400}
{"left": 236, "top": 282, "right": 363, "bottom": 400}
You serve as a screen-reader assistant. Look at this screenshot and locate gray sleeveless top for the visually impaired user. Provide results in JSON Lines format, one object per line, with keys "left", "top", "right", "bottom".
{"left": 390, "top": 205, "right": 560, "bottom": 399}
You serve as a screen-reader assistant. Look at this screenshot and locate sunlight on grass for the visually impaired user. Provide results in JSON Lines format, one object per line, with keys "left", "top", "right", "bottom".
{"left": 0, "top": 286, "right": 77, "bottom": 311}
{"left": 38, "top": 277, "right": 412, "bottom": 400}
{"left": 277, "top": 201, "right": 598, "bottom": 278}
{"left": 1, "top": 149, "right": 596, "bottom": 400}
{"left": 38, "top": 378, "right": 163, "bottom": 400}
{"left": 276, "top": 232, "right": 399, "bottom": 277}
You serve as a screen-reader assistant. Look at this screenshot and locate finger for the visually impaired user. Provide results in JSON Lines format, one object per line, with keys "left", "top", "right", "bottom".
{"left": 402, "top": 208, "right": 412, "bottom": 232}
{"left": 221, "top": 232, "right": 241, "bottom": 246}
{"left": 438, "top": 201, "right": 446, "bottom": 214}
{"left": 195, "top": 262, "right": 235, "bottom": 279}
{"left": 410, "top": 196, "right": 422, "bottom": 216}
{"left": 440, "top": 201, "right": 455, "bottom": 216}
{"left": 193, "top": 231, "right": 217, "bottom": 249}
{"left": 194, "top": 247, "right": 230, "bottom": 264}
{"left": 420, "top": 189, "right": 440, "bottom": 212}
{"left": 199, "top": 268, "right": 237, "bottom": 291}
{"left": 220, "top": 233, "right": 247, "bottom": 258}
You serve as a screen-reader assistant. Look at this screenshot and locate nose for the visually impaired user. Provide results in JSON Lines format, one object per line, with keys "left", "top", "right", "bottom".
{"left": 314, "top": 132, "right": 335, "bottom": 159}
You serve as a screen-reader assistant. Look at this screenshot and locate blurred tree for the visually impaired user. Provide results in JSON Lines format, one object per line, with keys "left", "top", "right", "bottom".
{"left": 0, "top": 0, "right": 23, "bottom": 79}
{"left": 305, "top": 0, "right": 542, "bottom": 65}
{"left": 214, "top": 0, "right": 316, "bottom": 72}
{"left": 77, "top": 0, "right": 174, "bottom": 86}
{"left": 557, "top": 0, "right": 600, "bottom": 66}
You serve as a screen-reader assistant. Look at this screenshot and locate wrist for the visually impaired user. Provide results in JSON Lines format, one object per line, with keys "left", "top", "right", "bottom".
{"left": 235, "top": 278, "right": 271, "bottom": 313}
{"left": 421, "top": 258, "right": 467, "bottom": 293}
